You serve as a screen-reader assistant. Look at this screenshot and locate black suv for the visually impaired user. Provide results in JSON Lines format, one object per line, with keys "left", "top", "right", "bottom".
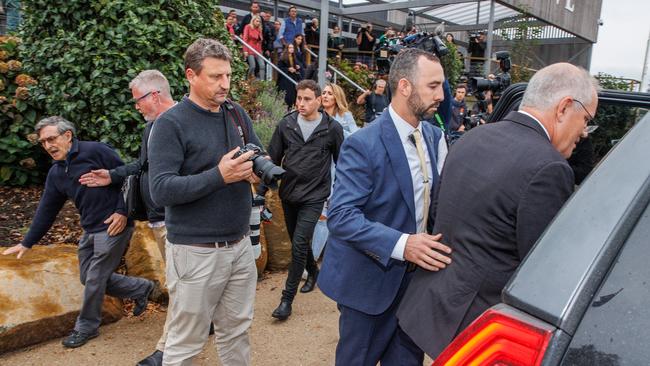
{"left": 432, "top": 85, "right": 650, "bottom": 365}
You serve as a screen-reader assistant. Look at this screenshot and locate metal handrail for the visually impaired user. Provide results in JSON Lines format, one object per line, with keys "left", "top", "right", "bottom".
{"left": 305, "top": 47, "right": 366, "bottom": 93}
{"left": 233, "top": 34, "right": 297, "bottom": 86}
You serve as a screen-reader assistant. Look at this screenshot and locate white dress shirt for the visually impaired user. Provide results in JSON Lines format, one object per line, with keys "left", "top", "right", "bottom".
{"left": 388, "top": 105, "right": 448, "bottom": 261}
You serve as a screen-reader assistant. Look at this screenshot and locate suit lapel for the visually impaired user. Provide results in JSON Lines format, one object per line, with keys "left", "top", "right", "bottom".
{"left": 380, "top": 115, "right": 416, "bottom": 225}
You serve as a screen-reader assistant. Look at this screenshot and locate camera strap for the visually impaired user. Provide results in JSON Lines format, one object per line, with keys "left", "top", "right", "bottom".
{"left": 224, "top": 99, "right": 249, "bottom": 144}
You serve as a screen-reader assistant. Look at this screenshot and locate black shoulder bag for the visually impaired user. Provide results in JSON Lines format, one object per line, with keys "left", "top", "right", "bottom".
{"left": 122, "top": 128, "right": 151, "bottom": 221}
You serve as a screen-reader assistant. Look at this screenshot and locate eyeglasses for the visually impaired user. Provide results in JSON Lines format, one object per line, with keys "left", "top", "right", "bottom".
{"left": 134, "top": 90, "right": 159, "bottom": 104}
{"left": 573, "top": 99, "right": 598, "bottom": 133}
{"left": 38, "top": 134, "right": 61, "bottom": 146}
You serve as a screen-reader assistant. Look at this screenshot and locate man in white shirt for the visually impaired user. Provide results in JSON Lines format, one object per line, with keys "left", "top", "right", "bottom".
{"left": 318, "top": 48, "right": 450, "bottom": 365}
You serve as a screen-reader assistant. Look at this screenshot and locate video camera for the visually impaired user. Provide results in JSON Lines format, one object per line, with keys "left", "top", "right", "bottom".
{"left": 375, "top": 23, "right": 449, "bottom": 75}
{"left": 470, "top": 51, "right": 512, "bottom": 100}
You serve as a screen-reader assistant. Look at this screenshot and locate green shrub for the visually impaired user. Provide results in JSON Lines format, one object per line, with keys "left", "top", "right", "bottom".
{"left": 0, "top": 35, "right": 47, "bottom": 186}
{"left": 20, "top": 0, "right": 246, "bottom": 161}
{"left": 329, "top": 58, "right": 373, "bottom": 124}
{"left": 441, "top": 40, "right": 463, "bottom": 89}
{"left": 238, "top": 80, "right": 286, "bottom": 148}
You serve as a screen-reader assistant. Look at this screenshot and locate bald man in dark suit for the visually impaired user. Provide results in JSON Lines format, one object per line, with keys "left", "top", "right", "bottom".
{"left": 397, "top": 63, "right": 600, "bottom": 358}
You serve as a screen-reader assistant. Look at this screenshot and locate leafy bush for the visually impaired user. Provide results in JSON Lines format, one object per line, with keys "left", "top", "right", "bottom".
{"left": 329, "top": 58, "right": 373, "bottom": 123}
{"left": 441, "top": 40, "right": 463, "bottom": 89}
{"left": 0, "top": 35, "right": 47, "bottom": 186}
{"left": 20, "top": 0, "right": 246, "bottom": 161}
{"left": 238, "top": 80, "right": 286, "bottom": 148}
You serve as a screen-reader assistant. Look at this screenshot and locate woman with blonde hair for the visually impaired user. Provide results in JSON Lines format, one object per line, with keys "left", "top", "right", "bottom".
{"left": 321, "top": 83, "right": 359, "bottom": 137}
{"left": 243, "top": 14, "right": 265, "bottom": 80}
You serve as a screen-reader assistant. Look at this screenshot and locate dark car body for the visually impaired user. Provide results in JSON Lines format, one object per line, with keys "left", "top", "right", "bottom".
{"left": 433, "top": 85, "right": 650, "bottom": 365}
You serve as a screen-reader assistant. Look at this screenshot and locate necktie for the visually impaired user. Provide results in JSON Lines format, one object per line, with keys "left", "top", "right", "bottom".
{"left": 412, "top": 129, "right": 430, "bottom": 232}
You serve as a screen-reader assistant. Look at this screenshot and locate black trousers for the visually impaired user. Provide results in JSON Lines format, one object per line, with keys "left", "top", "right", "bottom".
{"left": 281, "top": 200, "right": 324, "bottom": 303}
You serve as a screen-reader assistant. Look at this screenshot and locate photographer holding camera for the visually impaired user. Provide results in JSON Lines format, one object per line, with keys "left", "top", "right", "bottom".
{"left": 468, "top": 31, "right": 486, "bottom": 77}
{"left": 356, "top": 22, "right": 375, "bottom": 67}
{"left": 148, "top": 38, "right": 264, "bottom": 366}
{"left": 357, "top": 79, "right": 390, "bottom": 126}
{"left": 267, "top": 80, "right": 344, "bottom": 321}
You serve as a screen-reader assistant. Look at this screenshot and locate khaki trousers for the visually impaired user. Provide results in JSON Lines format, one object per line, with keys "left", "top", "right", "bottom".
{"left": 150, "top": 225, "right": 171, "bottom": 352}
{"left": 162, "top": 237, "right": 257, "bottom": 366}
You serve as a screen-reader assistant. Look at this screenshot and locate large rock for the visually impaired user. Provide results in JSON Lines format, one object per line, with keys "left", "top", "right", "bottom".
{"left": 263, "top": 190, "right": 292, "bottom": 270}
{"left": 0, "top": 245, "right": 123, "bottom": 355}
{"left": 124, "top": 222, "right": 167, "bottom": 303}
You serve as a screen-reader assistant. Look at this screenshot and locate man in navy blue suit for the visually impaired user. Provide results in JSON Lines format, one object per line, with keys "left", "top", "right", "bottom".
{"left": 318, "top": 48, "right": 452, "bottom": 365}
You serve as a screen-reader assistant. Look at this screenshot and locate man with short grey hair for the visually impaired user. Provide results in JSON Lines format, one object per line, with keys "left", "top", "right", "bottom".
{"left": 2, "top": 116, "right": 153, "bottom": 349}
{"left": 77, "top": 69, "right": 175, "bottom": 366}
{"left": 398, "top": 62, "right": 600, "bottom": 359}
{"left": 148, "top": 38, "right": 263, "bottom": 366}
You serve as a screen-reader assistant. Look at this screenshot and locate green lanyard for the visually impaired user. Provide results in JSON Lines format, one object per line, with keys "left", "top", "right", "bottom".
{"left": 434, "top": 113, "right": 446, "bottom": 133}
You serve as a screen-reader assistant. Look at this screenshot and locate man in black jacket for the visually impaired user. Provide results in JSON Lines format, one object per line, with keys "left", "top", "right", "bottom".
{"left": 268, "top": 79, "right": 344, "bottom": 320}
{"left": 78, "top": 70, "right": 175, "bottom": 366}
{"left": 2, "top": 116, "right": 153, "bottom": 349}
{"left": 397, "top": 63, "right": 600, "bottom": 358}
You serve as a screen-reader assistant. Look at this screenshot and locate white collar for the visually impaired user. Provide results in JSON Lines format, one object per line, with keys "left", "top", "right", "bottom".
{"left": 388, "top": 105, "right": 422, "bottom": 144}
{"left": 518, "top": 110, "right": 550, "bottom": 141}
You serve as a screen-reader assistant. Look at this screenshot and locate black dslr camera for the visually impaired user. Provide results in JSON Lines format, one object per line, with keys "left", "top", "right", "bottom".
{"left": 233, "top": 143, "right": 285, "bottom": 186}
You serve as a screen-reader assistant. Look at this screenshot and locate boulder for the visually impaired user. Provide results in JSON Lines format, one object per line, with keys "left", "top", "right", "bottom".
{"left": 0, "top": 244, "right": 123, "bottom": 355}
{"left": 263, "top": 190, "right": 293, "bottom": 271}
{"left": 124, "top": 222, "right": 167, "bottom": 303}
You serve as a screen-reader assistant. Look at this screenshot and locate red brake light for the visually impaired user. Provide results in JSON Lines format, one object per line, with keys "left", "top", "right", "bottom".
{"left": 432, "top": 308, "right": 553, "bottom": 366}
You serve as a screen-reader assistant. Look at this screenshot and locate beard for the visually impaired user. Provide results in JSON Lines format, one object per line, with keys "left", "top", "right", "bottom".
{"left": 407, "top": 89, "right": 439, "bottom": 121}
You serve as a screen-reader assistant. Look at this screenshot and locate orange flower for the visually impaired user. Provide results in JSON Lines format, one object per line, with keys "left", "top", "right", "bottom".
{"left": 0, "top": 61, "right": 8, "bottom": 74}
{"left": 15, "top": 86, "right": 29, "bottom": 100}
{"left": 15, "top": 74, "right": 37, "bottom": 87}
{"left": 0, "top": 50, "right": 8, "bottom": 61}
{"left": 7, "top": 60, "right": 22, "bottom": 72}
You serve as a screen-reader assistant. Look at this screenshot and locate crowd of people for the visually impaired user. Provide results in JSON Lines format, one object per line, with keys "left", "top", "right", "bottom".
{"left": 2, "top": 3, "right": 601, "bottom": 366}
{"left": 224, "top": 1, "right": 455, "bottom": 116}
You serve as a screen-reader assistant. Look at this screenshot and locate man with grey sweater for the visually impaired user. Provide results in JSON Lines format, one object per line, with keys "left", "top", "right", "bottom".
{"left": 148, "top": 38, "right": 263, "bottom": 366}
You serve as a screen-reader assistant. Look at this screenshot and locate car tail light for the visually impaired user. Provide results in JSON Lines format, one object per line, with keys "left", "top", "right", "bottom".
{"left": 432, "top": 308, "right": 552, "bottom": 366}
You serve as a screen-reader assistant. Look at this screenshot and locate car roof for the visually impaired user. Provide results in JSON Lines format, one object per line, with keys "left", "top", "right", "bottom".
{"left": 501, "top": 90, "right": 650, "bottom": 336}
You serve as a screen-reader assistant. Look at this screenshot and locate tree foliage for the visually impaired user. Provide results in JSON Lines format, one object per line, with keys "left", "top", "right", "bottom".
{"left": 441, "top": 40, "right": 463, "bottom": 89}
{"left": 499, "top": 14, "right": 541, "bottom": 83}
{"left": 20, "top": 0, "right": 246, "bottom": 160}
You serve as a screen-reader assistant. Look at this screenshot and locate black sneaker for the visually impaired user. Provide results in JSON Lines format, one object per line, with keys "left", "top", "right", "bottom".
{"left": 133, "top": 280, "right": 154, "bottom": 316}
{"left": 62, "top": 330, "right": 99, "bottom": 348}
{"left": 136, "top": 349, "right": 163, "bottom": 366}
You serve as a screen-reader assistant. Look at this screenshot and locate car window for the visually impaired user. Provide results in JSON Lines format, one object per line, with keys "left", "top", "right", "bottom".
{"left": 561, "top": 200, "right": 650, "bottom": 365}
{"left": 591, "top": 105, "right": 647, "bottom": 162}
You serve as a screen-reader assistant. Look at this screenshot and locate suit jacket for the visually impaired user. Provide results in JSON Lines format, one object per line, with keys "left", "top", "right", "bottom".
{"left": 396, "top": 111, "right": 574, "bottom": 358}
{"left": 318, "top": 109, "right": 444, "bottom": 315}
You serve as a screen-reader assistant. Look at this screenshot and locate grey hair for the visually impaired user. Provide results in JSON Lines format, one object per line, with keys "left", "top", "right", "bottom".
{"left": 388, "top": 48, "right": 440, "bottom": 94}
{"left": 184, "top": 38, "right": 232, "bottom": 74}
{"left": 129, "top": 70, "right": 172, "bottom": 100}
{"left": 35, "top": 116, "right": 76, "bottom": 136}
{"left": 520, "top": 63, "right": 601, "bottom": 111}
